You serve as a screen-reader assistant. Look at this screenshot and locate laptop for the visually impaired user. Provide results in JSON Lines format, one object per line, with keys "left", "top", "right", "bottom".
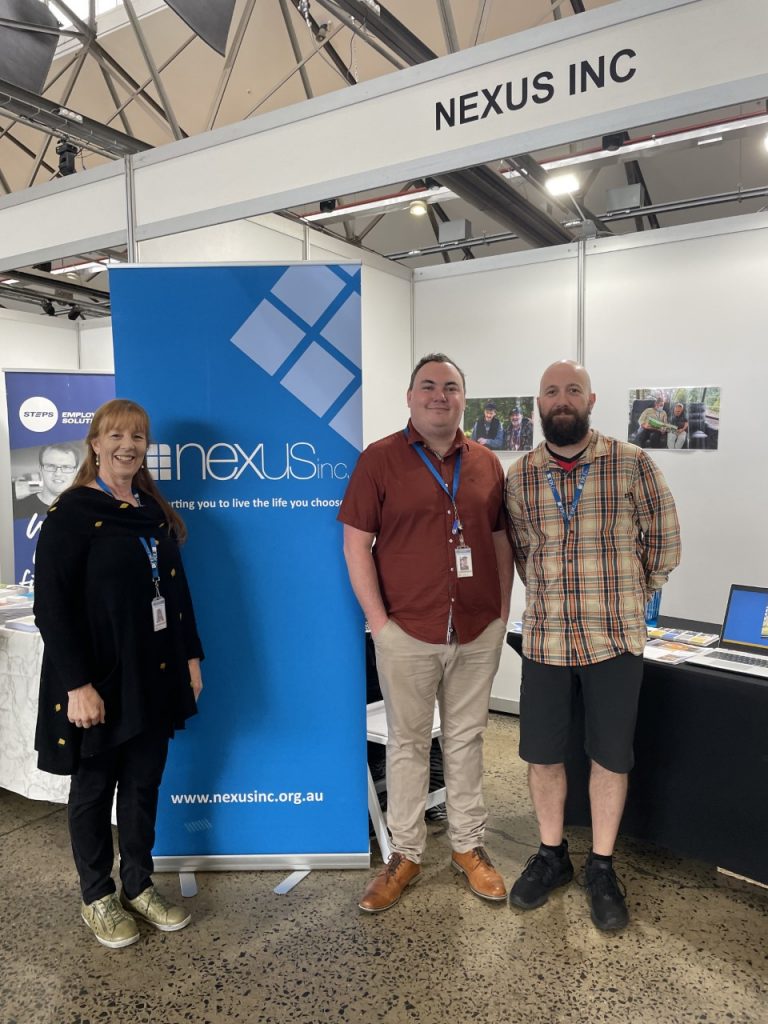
{"left": 687, "top": 584, "right": 768, "bottom": 679}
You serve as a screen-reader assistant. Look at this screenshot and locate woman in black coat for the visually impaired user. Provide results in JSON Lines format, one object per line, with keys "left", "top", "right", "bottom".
{"left": 34, "top": 399, "right": 204, "bottom": 949}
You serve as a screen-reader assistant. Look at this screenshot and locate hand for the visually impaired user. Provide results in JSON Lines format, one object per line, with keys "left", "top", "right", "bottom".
{"left": 188, "top": 658, "right": 203, "bottom": 701}
{"left": 369, "top": 617, "right": 390, "bottom": 639}
{"left": 67, "top": 684, "right": 106, "bottom": 728}
{"left": 477, "top": 437, "right": 488, "bottom": 446}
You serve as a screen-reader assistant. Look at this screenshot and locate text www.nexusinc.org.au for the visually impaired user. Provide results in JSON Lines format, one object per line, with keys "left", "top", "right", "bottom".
{"left": 170, "top": 789, "right": 325, "bottom": 807}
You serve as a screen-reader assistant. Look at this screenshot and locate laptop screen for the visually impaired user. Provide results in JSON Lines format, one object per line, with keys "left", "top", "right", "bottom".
{"left": 720, "top": 585, "right": 768, "bottom": 653}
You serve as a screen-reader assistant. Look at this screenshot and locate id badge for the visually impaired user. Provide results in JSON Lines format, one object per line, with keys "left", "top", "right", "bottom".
{"left": 455, "top": 545, "right": 473, "bottom": 578}
{"left": 151, "top": 596, "right": 168, "bottom": 631}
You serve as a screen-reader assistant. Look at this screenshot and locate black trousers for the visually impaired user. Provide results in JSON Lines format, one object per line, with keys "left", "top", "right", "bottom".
{"left": 68, "top": 729, "right": 170, "bottom": 905}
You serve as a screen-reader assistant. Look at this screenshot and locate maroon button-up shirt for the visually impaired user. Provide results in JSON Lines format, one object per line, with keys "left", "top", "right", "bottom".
{"left": 338, "top": 421, "right": 507, "bottom": 644}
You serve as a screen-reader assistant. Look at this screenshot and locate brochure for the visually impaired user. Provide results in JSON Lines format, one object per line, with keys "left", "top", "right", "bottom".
{"left": 3, "top": 614, "right": 38, "bottom": 632}
{"left": 646, "top": 627, "right": 719, "bottom": 647}
{"left": 643, "top": 639, "right": 702, "bottom": 665}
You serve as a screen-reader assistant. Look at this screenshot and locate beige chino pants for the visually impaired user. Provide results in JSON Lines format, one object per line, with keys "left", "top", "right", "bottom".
{"left": 372, "top": 617, "right": 506, "bottom": 862}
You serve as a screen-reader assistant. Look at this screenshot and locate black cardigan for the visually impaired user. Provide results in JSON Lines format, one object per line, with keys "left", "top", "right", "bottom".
{"left": 34, "top": 486, "right": 203, "bottom": 775}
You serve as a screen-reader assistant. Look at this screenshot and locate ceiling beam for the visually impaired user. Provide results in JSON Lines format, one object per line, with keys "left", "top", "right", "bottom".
{"left": 206, "top": 0, "right": 259, "bottom": 131}
{"left": 0, "top": 77, "right": 150, "bottom": 158}
{"left": 437, "top": 166, "right": 571, "bottom": 247}
{"left": 122, "top": 0, "right": 183, "bottom": 141}
{"left": 436, "top": 0, "right": 459, "bottom": 53}
{"left": 279, "top": 0, "right": 314, "bottom": 101}
{"left": 289, "top": 0, "right": 358, "bottom": 85}
{"left": 26, "top": 44, "right": 91, "bottom": 187}
{"left": 314, "top": 0, "right": 435, "bottom": 64}
{"left": 471, "top": 0, "right": 492, "bottom": 46}
{"left": 48, "top": 0, "right": 188, "bottom": 138}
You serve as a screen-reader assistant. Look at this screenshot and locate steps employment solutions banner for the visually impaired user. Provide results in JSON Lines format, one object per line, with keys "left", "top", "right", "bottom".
{"left": 5, "top": 371, "right": 115, "bottom": 586}
{"left": 109, "top": 264, "right": 368, "bottom": 868}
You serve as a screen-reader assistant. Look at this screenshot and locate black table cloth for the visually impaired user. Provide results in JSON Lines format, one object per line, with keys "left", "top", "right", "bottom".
{"left": 507, "top": 617, "right": 768, "bottom": 884}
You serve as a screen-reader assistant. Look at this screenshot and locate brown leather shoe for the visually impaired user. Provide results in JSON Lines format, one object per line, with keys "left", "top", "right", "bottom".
{"left": 452, "top": 847, "right": 507, "bottom": 901}
{"left": 358, "top": 853, "right": 421, "bottom": 913}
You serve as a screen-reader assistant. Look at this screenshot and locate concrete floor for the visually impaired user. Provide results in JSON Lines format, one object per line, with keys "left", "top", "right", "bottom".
{"left": 1, "top": 713, "right": 766, "bottom": 1024}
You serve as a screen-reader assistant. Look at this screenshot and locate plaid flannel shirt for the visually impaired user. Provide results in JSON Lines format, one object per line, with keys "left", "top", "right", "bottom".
{"left": 505, "top": 431, "right": 681, "bottom": 666}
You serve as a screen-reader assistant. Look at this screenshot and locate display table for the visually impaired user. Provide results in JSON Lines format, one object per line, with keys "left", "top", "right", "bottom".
{"left": 506, "top": 618, "right": 768, "bottom": 885}
{"left": 0, "top": 626, "right": 69, "bottom": 803}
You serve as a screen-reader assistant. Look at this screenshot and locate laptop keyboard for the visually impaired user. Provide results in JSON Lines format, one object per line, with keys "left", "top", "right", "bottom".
{"left": 708, "top": 650, "right": 768, "bottom": 667}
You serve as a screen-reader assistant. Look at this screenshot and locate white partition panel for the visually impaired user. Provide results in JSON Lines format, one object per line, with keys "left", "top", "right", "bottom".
{"left": 0, "top": 165, "right": 126, "bottom": 273}
{"left": 138, "top": 215, "right": 305, "bottom": 263}
{"left": 584, "top": 214, "right": 768, "bottom": 623}
{"left": 78, "top": 321, "right": 115, "bottom": 373}
{"left": 415, "top": 246, "right": 579, "bottom": 711}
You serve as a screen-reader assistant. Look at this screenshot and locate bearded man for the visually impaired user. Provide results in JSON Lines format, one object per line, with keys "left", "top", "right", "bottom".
{"left": 504, "top": 360, "right": 680, "bottom": 931}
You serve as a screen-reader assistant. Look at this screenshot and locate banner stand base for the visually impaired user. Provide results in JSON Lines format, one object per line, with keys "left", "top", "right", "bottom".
{"left": 179, "top": 872, "right": 198, "bottom": 897}
{"left": 273, "top": 869, "right": 311, "bottom": 895}
{"left": 155, "top": 852, "right": 370, "bottom": 874}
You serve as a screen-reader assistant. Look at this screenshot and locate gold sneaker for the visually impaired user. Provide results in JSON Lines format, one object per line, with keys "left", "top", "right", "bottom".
{"left": 81, "top": 892, "right": 140, "bottom": 948}
{"left": 121, "top": 885, "right": 191, "bottom": 932}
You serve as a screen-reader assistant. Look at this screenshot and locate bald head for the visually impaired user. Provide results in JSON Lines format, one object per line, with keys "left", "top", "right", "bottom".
{"left": 537, "top": 360, "right": 595, "bottom": 450}
{"left": 539, "top": 360, "right": 592, "bottom": 397}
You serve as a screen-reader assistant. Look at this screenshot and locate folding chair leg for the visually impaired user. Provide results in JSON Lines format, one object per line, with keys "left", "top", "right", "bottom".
{"left": 367, "top": 767, "right": 392, "bottom": 861}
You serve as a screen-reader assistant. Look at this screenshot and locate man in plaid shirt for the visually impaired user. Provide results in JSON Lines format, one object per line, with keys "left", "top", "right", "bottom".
{"left": 505, "top": 360, "right": 681, "bottom": 931}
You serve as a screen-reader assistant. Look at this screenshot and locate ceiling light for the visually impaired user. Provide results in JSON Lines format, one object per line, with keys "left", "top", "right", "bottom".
{"left": 409, "top": 199, "right": 428, "bottom": 217}
{"left": 42, "top": 300, "right": 56, "bottom": 316}
{"left": 697, "top": 135, "right": 723, "bottom": 147}
{"left": 56, "top": 107, "right": 84, "bottom": 124}
{"left": 763, "top": 132, "right": 768, "bottom": 153}
{"left": 50, "top": 259, "right": 122, "bottom": 275}
{"left": 546, "top": 173, "right": 579, "bottom": 196}
{"left": 1, "top": 278, "right": 18, "bottom": 284}
{"left": 303, "top": 186, "right": 454, "bottom": 223}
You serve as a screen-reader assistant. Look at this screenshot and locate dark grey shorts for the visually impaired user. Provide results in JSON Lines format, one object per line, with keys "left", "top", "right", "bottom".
{"left": 519, "top": 653, "right": 643, "bottom": 774}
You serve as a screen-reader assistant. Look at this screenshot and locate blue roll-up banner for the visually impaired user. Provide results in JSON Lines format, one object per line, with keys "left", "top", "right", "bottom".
{"left": 109, "top": 264, "right": 368, "bottom": 869}
{"left": 4, "top": 371, "right": 115, "bottom": 586}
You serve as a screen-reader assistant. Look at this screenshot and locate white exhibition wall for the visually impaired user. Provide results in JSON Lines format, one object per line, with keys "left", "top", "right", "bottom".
{"left": 584, "top": 217, "right": 768, "bottom": 623}
{"left": 415, "top": 211, "right": 768, "bottom": 628}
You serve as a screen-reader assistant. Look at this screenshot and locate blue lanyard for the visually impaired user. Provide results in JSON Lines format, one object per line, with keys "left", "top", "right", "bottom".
{"left": 545, "top": 463, "right": 590, "bottom": 534}
{"left": 139, "top": 536, "right": 161, "bottom": 597}
{"left": 138, "top": 537, "right": 159, "bottom": 578}
{"left": 95, "top": 475, "right": 141, "bottom": 505}
{"left": 404, "top": 428, "right": 463, "bottom": 536}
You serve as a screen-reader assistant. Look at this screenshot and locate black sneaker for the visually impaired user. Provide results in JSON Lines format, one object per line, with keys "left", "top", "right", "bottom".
{"left": 583, "top": 853, "right": 629, "bottom": 931}
{"left": 509, "top": 841, "right": 574, "bottom": 910}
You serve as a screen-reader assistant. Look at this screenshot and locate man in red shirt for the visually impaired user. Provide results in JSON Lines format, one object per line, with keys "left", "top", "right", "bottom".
{"left": 339, "top": 353, "right": 514, "bottom": 913}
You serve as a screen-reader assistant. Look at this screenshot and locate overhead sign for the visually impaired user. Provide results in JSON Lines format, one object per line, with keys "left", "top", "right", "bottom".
{"left": 131, "top": 0, "right": 768, "bottom": 235}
